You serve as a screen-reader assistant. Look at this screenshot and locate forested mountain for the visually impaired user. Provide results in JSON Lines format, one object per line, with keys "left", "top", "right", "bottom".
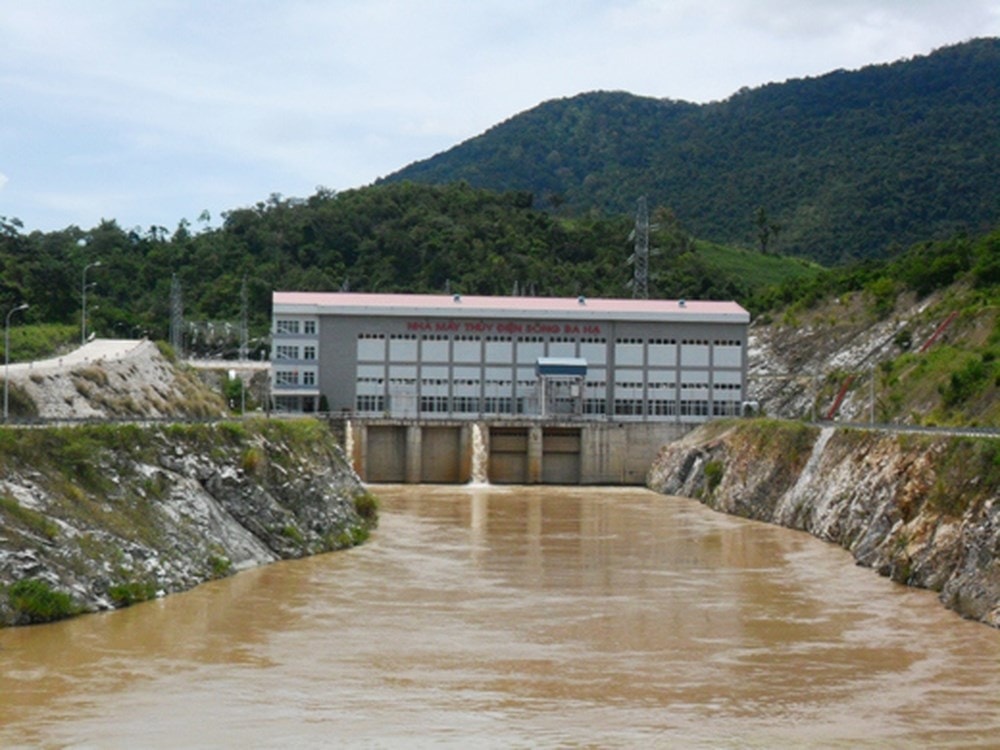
{"left": 383, "top": 38, "right": 1000, "bottom": 265}
{"left": 2, "top": 40, "right": 997, "bottom": 355}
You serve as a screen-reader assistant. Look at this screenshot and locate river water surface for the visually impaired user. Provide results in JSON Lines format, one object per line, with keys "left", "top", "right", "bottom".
{"left": 3, "top": 485, "right": 1000, "bottom": 748}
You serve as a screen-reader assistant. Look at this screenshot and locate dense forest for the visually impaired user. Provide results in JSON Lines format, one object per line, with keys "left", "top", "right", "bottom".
{"left": 0, "top": 182, "right": 818, "bottom": 354}
{"left": 384, "top": 38, "right": 1000, "bottom": 265}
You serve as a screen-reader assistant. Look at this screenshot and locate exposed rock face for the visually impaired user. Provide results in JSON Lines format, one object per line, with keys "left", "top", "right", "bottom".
{"left": 0, "top": 419, "right": 374, "bottom": 626}
{"left": 647, "top": 420, "right": 1000, "bottom": 627}
{"left": 7, "top": 339, "right": 228, "bottom": 420}
{"left": 746, "top": 291, "right": 945, "bottom": 422}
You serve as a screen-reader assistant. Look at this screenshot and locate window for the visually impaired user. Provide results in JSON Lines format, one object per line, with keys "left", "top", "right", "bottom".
{"left": 275, "top": 345, "right": 297, "bottom": 360}
{"left": 274, "top": 370, "right": 298, "bottom": 386}
{"left": 276, "top": 319, "right": 300, "bottom": 335}
{"left": 453, "top": 396, "right": 480, "bottom": 413}
{"left": 680, "top": 400, "right": 709, "bottom": 417}
{"left": 389, "top": 334, "right": 418, "bottom": 362}
{"left": 681, "top": 340, "right": 710, "bottom": 367}
{"left": 303, "top": 320, "right": 316, "bottom": 335}
{"left": 613, "top": 398, "right": 644, "bottom": 416}
{"left": 648, "top": 340, "right": 677, "bottom": 367}
{"left": 303, "top": 345, "right": 316, "bottom": 360}
{"left": 357, "top": 333, "right": 386, "bottom": 361}
{"left": 274, "top": 395, "right": 299, "bottom": 413}
{"left": 356, "top": 394, "right": 384, "bottom": 413}
{"left": 713, "top": 401, "right": 741, "bottom": 417}
{"left": 614, "top": 339, "right": 644, "bottom": 366}
{"left": 485, "top": 337, "right": 513, "bottom": 363}
{"left": 453, "top": 336, "right": 480, "bottom": 363}
{"left": 580, "top": 338, "right": 607, "bottom": 364}
{"left": 549, "top": 337, "right": 575, "bottom": 357}
{"left": 302, "top": 371, "right": 315, "bottom": 386}
{"left": 483, "top": 396, "right": 513, "bottom": 414}
{"left": 422, "top": 335, "right": 449, "bottom": 361}
{"left": 713, "top": 339, "right": 743, "bottom": 368}
{"left": 650, "top": 399, "right": 676, "bottom": 417}
{"left": 420, "top": 396, "right": 449, "bottom": 413}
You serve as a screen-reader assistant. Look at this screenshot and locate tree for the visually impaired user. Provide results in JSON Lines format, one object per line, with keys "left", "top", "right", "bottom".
{"left": 755, "top": 207, "right": 782, "bottom": 254}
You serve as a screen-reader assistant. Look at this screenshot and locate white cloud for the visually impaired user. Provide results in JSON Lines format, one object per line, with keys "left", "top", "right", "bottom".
{"left": 1, "top": 0, "right": 998, "bottom": 231}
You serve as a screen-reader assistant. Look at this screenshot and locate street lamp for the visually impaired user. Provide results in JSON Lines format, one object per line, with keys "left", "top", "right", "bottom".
{"left": 81, "top": 260, "right": 102, "bottom": 344}
{"left": 4, "top": 303, "right": 29, "bottom": 422}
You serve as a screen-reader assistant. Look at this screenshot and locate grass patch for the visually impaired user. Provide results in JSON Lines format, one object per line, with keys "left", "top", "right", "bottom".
{"left": 0, "top": 496, "right": 59, "bottom": 540}
{"left": 704, "top": 460, "right": 725, "bottom": 493}
{"left": 280, "top": 524, "right": 304, "bottom": 544}
{"left": 155, "top": 340, "right": 178, "bottom": 363}
{"left": 926, "top": 438, "right": 1000, "bottom": 517}
{"left": 698, "top": 240, "right": 824, "bottom": 290}
{"left": 108, "top": 580, "right": 157, "bottom": 608}
{"left": 7, "top": 579, "right": 78, "bottom": 623}
{"left": 353, "top": 490, "right": 379, "bottom": 525}
{"left": 1, "top": 323, "right": 77, "bottom": 363}
{"left": 330, "top": 525, "right": 371, "bottom": 549}
{"left": 241, "top": 446, "right": 264, "bottom": 474}
{"left": 71, "top": 365, "right": 109, "bottom": 387}
{"left": 208, "top": 555, "right": 233, "bottom": 578}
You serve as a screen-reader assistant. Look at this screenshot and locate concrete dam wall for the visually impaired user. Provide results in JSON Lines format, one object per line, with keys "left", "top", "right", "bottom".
{"left": 345, "top": 419, "right": 688, "bottom": 485}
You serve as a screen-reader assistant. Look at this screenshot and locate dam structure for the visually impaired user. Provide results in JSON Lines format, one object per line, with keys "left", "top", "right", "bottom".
{"left": 271, "top": 292, "right": 750, "bottom": 484}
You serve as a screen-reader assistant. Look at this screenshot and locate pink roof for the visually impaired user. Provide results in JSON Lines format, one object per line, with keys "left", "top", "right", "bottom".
{"left": 273, "top": 291, "right": 749, "bottom": 322}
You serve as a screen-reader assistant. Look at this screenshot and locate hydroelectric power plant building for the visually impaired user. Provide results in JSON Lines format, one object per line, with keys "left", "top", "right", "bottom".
{"left": 270, "top": 291, "right": 750, "bottom": 484}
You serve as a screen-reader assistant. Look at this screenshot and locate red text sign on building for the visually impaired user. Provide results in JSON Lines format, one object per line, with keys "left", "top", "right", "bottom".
{"left": 405, "top": 320, "right": 602, "bottom": 336}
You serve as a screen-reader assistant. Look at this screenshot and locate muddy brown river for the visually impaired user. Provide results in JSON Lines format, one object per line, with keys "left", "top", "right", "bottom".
{"left": 3, "top": 485, "right": 1000, "bottom": 747}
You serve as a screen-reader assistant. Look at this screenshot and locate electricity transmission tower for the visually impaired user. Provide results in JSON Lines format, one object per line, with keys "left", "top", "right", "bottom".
{"left": 169, "top": 273, "right": 184, "bottom": 355}
{"left": 239, "top": 275, "right": 248, "bottom": 361}
{"left": 629, "top": 196, "right": 650, "bottom": 299}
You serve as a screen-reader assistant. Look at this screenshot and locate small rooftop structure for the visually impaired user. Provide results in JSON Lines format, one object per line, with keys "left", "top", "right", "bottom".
{"left": 535, "top": 357, "right": 588, "bottom": 378}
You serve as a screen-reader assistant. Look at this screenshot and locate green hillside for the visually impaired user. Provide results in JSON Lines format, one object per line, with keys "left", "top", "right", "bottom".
{"left": 759, "top": 227, "right": 1000, "bottom": 426}
{"left": 383, "top": 38, "right": 1000, "bottom": 265}
{"left": 0, "top": 183, "right": 813, "bottom": 356}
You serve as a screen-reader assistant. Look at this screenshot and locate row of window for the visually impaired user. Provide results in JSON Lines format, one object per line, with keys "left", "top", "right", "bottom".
{"left": 356, "top": 377, "right": 741, "bottom": 392}
{"left": 274, "top": 395, "right": 319, "bottom": 413}
{"left": 274, "top": 344, "right": 317, "bottom": 361}
{"left": 357, "top": 332, "right": 742, "bottom": 346}
{"left": 274, "top": 369, "right": 316, "bottom": 386}
{"left": 353, "top": 393, "right": 743, "bottom": 416}
{"left": 275, "top": 319, "right": 317, "bottom": 336}
{"left": 358, "top": 343, "right": 741, "bottom": 369}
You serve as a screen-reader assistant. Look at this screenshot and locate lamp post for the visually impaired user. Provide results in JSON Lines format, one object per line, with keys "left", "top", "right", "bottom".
{"left": 81, "top": 260, "right": 102, "bottom": 344}
{"left": 4, "top": 303, "right": 29, "bottom": 422}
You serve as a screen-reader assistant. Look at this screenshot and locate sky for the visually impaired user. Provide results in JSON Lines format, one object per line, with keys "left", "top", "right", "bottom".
{"left": 2, "top": 1, "right": 999, "bottom": 234}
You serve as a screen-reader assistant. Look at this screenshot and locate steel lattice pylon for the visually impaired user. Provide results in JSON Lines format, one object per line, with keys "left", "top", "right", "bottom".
{"left": 630, "top": 196, "right": 649, "bottom": 299}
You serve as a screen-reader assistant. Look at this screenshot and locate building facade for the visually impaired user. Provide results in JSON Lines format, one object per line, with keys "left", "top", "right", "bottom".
{"left": 270, "top": 292, "right": 750, "bottom": 423}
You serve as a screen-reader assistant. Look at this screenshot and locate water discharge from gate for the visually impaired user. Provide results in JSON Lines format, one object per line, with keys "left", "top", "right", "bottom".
{"left": 3, "top": 485, "right": 1000, "bottom": 747}
{"left": 470, "top": 421, "right": 488, "bottom": 484}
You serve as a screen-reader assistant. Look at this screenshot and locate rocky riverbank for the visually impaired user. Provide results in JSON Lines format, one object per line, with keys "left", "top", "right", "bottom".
{"left": 0, "top": 418, "right": 375, "bottom": 626}
{"left": 647, "top": 419, "right": 1000, "bottom": 627}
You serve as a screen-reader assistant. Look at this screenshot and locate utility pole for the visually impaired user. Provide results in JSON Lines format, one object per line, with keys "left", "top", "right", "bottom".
{"left": 870, "top": 363, "right": 876, "bottom": 424}
{"left": 81, "top": 260, "right": 102, "bottom": 344}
